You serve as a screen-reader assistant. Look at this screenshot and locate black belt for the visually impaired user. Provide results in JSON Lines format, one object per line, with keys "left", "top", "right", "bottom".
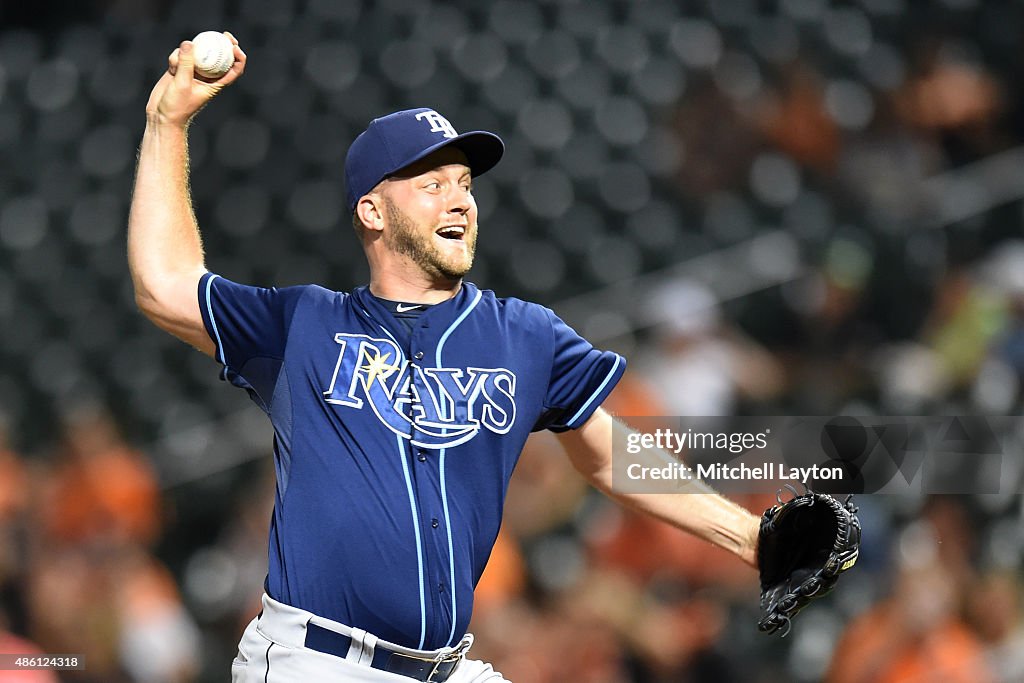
{"left": 305, "top": 622, "right": 463, "bottom": 682}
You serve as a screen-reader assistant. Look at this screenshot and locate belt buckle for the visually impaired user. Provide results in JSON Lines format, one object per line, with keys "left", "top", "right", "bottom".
{"left": 425, "top": 638, "right": 470, "bottom": 682}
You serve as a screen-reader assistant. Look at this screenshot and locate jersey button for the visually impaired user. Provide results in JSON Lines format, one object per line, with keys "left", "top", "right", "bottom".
{"left": 417, "top": 451, "right": 427, "bottom": 462}
{"left": 414, "top": 351, "right": 424, "bottom": 360}
{"left": 438, "top": 583, "right": 445, "bottom": 593}
{"left": 431, "top": 518, "right": 439, "bottom": 528}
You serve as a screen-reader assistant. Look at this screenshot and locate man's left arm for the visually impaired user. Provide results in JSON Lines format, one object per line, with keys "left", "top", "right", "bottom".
{"left": 556, "top": 406, "right": 760, "bottom": 567}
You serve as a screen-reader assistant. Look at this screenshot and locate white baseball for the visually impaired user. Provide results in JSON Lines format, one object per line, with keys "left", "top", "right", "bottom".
{"left": 192, "top": 31, "right": 234, "bottom": 80}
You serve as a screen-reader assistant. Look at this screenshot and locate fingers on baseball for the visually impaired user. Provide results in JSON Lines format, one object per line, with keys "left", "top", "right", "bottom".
{"left": 195, "top": 33, "right": 245, "bottom": 85}
{"left": 167, "top": 36, "right": 244, "bottom": 88}
{"left": 221, "top": 44, "right": 247, "bottom": 83}
{"left": 174, "top": 40, "right": 196, "bottom": 86}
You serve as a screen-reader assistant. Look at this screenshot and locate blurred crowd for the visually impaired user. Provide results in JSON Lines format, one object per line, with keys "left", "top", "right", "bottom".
{"left": 4, "top": 0, "right": 1024, "bottom": 681}
{"left": 0, "top": 406, "right": 200, "bottom": 682}
{"left": 2, "top": 385, "right": 1023, "bottom": 682}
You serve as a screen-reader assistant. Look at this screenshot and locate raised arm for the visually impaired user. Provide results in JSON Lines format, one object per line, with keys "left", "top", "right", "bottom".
{"left": 556, "top": 406, "right": 760, "bottom": 567}
{"left": 127, "top": 34, "right": 246, "bottom": 356}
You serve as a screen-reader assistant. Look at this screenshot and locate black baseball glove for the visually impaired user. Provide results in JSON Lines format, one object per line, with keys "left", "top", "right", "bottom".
{"left": 757, "top": 486, "right": 861, "bottom": 636}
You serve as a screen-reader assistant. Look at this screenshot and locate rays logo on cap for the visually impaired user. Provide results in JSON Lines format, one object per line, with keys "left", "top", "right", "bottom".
{"left": 415, "top": 110, "right": 458, "bottom": 138}
{"left": 344, "top": 107, "right": 504, "bottom": 212}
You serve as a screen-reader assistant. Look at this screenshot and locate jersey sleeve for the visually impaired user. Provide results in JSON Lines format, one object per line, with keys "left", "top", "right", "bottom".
{"left": 534, "top": 308, "right": 626, "bottom": 432}
{"left": 198, "top": 272, "right": 306, "bottom": 412}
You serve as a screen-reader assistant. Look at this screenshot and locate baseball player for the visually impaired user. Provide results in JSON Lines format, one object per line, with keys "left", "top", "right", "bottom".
{"left": 128, "top": 35, "right": 762, "bottom": 681}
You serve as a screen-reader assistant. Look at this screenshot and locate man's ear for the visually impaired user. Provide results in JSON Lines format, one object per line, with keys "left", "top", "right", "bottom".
{"left": 355, "top": 194, "right": 385, "bottom": 234}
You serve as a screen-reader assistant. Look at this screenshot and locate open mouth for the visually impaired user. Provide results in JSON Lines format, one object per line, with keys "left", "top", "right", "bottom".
{"left": 436, "top": 225, "right": 466, "bottom": 241}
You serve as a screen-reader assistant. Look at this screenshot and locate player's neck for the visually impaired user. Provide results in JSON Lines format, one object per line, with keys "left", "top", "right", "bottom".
{"left": 368, "top": 270, "right": 462, "bottom": 305}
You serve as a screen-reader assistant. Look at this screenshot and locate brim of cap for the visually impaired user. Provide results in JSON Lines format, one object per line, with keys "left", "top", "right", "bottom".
{"left": 388, "top": 130, "right": 505, "bottom": 181}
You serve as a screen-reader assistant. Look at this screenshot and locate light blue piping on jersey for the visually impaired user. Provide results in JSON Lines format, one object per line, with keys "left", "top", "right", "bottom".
{"left": 434, "top": 287, "right": 482, "bottom": 646}
{"left": 566, "top": 354, "right": 622, "bottom": 426}
{"left": 204, "top": 274, "right": 226, "bottom": 366}
{"left": 376, "top": 319, "right": 429, "bottom": 649}
{"left": 360, "top": 305, "right": 431, "bottom": 647}
{"left": 397, "top": 435, "right": 428, "bottom": 649}
{"left": 373, "top": 315, "right": 403, "bottom": 350}
{"left": 436, "top": 288, "right": 481, "bottom": 362}
{"left": 438, "top": 451, "right": 458, "bottom": 646}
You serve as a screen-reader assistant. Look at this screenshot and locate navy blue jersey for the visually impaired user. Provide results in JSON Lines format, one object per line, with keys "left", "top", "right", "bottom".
{"left": 198, "top": 273, "right": 625, "bottom": 650}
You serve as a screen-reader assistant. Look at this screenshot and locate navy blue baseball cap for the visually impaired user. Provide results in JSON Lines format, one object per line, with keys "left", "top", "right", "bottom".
{"left": 345, "top": 107, "right": 505, "bottom": 212}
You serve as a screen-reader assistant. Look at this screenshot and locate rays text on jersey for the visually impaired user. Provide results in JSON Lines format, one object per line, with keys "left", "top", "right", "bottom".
{"left": 322, "top": 334, "right": 517, "bottom": 448}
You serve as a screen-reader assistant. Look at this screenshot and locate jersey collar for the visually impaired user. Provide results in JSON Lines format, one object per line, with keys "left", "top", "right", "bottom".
{"left": 353, "top": 282, "right": 479, "bottom": 331}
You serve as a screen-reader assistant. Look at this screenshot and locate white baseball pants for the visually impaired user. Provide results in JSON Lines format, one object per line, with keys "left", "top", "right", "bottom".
{"left": 231, "top": 594, "right": 509, "bottom": 682}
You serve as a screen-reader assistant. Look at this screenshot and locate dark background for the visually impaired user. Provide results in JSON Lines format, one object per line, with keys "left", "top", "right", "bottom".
{"left": 1, "top": 1, "right": 1023, "bottom": 681}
